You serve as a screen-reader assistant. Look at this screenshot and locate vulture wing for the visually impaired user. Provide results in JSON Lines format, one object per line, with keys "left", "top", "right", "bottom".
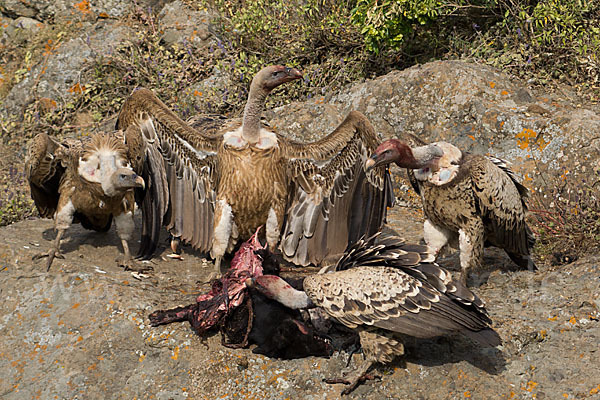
{"left": 116, "top": 88, "right": 221, "bottom": 258}
{"left": 468, "top": 155, "right": 533, "bottom": 257}
{"left": 279, "top": 111, "right": 394, "bottom": 266}
{"left": 304, "top": 234, "right": 500, "bottom": 346}
{"left": 25, "top": 132, "right": 69, "bottom": 218}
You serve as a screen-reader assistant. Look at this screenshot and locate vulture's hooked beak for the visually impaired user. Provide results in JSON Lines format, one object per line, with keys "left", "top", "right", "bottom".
{"left": 365, "top": 152, "right": 388, "bottom": 172}
{"left": 134, "top": 174, "right": 145, "bottom": 190}
{"left": 285, "top": 66, "right": 303, "bottom": 81}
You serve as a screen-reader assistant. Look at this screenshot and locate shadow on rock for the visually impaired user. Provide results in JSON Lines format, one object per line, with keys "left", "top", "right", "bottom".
{"left": 402, "top": 334, "right": 507, "bottom": 375}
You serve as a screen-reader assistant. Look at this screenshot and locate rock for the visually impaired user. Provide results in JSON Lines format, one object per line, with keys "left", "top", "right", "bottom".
{"left": 0, "top": 16, "right": 43, "bottom": 45}
{"left": 1, "top": 20, "right": 133, "bottom": 120}
{"left": 0, "top": 0, "right": 136, "bottom": 22}
{"left": 0, "top": 217, "right": 598, "bottom": 398}
{"left": 157, "top": 0, "right": 214, "bottom": 50}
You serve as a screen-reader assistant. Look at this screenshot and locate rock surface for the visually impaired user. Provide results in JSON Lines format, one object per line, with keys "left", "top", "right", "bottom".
{"left": 0, "top": 209, "right": 599, "bottom": 399}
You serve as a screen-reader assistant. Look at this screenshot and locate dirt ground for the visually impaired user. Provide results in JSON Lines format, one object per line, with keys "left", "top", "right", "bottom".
{"left": 0, "top": 206, "right": 599, "bottom": 399}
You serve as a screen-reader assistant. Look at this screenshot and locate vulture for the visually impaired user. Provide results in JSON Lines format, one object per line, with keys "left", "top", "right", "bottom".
{"left": 366, "top": 139, "right": 536, "bottom": 284}
{"left": 115, "top": 65, "right": 393, "bottom": 278}
{"left": 247, "top": 232, "right": 500, "bottom": 395}
{"left": 25, "top": 130, "right": 145, "bottom": 271}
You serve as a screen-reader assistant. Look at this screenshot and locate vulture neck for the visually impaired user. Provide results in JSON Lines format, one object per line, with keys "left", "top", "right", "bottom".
{"left": 251, "top": 275, "right": 314, "bottom": 309}
{"left": 241, "top": 83, "right": 269, "bottom": 144}
{"left": 276, "top": 286, "right": 314, "bottom": 310}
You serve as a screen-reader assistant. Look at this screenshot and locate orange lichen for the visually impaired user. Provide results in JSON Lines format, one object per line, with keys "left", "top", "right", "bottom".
{"left": 67, "top": 83, "right": 86, "bottom": 94}
{"left": 464, "top": 391, "right": 472, "bottom": 398}
{"left": 522, "top": 380, "right": 538, "bottom": 392}
{"left": 74, "top": 0, "right": 91, "bottom": 14}
{"left": 548, "top": 316, "right": 558, "bottom": 321}
{"left": 501, "top": 90, "right": 509, "bottom": 96}
{"left": 171, "top": 346, "right": 179, "bottom": 360}
{"left": 516, "top": 128, "right": 537, "bottom": 150}
{"left": 569, "top": 316, "right": 577, "bottom": 324}
{"left": 489, "top": 82, "right": 496, "bottom": 88}
{"left": 193, "top": 90, "right": 203, "bottom": 97}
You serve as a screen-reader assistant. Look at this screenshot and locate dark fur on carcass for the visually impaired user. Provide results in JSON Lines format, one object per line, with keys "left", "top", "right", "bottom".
{"left": 149, "top": 232, "right": 331, "bottom": 359}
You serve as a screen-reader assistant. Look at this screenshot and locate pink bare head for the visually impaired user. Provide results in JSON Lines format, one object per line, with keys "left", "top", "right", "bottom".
{"left": 365, "top": 139, "right": 443, "bottom": 170}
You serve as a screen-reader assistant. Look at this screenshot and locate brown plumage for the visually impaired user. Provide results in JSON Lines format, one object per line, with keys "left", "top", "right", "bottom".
{"left": 248, "top": 233, "right": 500, "bottom": 395}
{"left": 367, "top": 139, "right": 536, "bottom": 284}
{"left": 115, "top": 65, "right": 393, "bottom": 277}
{"left": 26, "top": 130, "right": 145, "bottom": 271}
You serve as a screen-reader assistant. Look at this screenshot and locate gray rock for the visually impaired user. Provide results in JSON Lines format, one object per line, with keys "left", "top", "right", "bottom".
{"left": 0, "top": 16, "right": 43, "bottom": 45}
{"left": 0, "top": 212, "right": 598, "bottom": 399}
{"left": 157, "top": 0, "right": 215, "bottom": 50}
{"left": 1, "top": 20, "right": 133, "bottom": 120}
{"left": 1, "top": 0, "right": 136, "bottom": 21}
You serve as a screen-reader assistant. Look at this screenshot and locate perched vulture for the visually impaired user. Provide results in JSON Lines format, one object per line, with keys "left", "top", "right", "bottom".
{"left": 115, "top": 65, "right": 393, "bottom": 278}
{"left": 149, "top": 229, "right": 332, "bottom": 359}
{"left": 248, "top": 232, "right": 500, "bottom": 395}
{"left": 25, "top": 131, "right": 145, "bottom": 271}
{"left": 366, "top": 139, "right": 536, "bottom": 284}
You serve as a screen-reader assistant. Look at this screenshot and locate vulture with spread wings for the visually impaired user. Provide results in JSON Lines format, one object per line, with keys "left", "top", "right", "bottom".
{"left": 26, "top": 131, "right": 145, "bottom": 271}
{"left": 247, "top": 232, "right": 500, "bottom": 394}
{"left": 115, "top": 65, "right": 393, "bottom": 277}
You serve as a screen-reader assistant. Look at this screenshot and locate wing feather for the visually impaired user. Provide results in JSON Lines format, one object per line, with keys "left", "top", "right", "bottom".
{"left": 116, "top": 88, "right": 221, "bottom": 258}
{"left": 280, "top": 111, "right": 393, "bottom": 266}
{"left": 25, "top": 133, "right": 67, "bottom": 218}
{"left": 468, "top": 155, "right": 533, "bottom": 256}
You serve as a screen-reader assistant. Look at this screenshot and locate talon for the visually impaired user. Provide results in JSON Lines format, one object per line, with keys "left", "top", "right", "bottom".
{"left": 32, "top": 250, "right": 64, "bottom": 271}
{"left": 117, "top": 258, "right": 154, "bottom": 273}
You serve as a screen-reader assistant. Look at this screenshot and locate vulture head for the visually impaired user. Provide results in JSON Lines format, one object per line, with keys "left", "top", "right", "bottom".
{"left": 365, "top": 139, "right": 443, "bottom": 171}
{"left": 105, "top": 168, "right": 145, "bottom": 195}
{"left": 412, "top": 141, "right": 463, "bottom": 184}
{"left": 252, "top": 65, "right": 303, "bottom": 93}
{"left": 77, "top": 133, "right": 145, "bottom": 196}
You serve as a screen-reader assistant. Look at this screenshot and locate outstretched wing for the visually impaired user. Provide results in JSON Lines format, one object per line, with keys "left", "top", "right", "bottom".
{"left": 468, "top": 155, "right": 533, "bottom": 257}
{"left": 304, "top": 233, "right": 499, "bottom": 346}
{"left": 25, "top": 132, "right": 68, "bottom": 218}
{"left": 116, "top": 88, "right": 222, "bottom": 258}
{"left": 279, "top": 111, "right": 394, "bottom": 266}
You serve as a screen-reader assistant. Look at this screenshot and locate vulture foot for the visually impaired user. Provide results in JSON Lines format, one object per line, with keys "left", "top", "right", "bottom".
{"left": 117, "top": 257, "right": 153, "bottom": 273}
{"left": 324, "top": 360, "right": 378, "bottom": 395}
{"left": 167, "top": 237, "right": 183, "bottom": 259}
{"left": 33, "top": 249, "right": 65, "bottom": 271}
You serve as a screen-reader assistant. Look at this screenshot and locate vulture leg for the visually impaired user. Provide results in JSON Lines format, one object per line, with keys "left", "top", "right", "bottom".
{"left": 115, "top": 211, "right": 153, "bottom": 273}
{"left": 33, "top": 228, "right": 66, "bottom": 271}
{"left": 167, "top": 236, "right": 183, "bottom": 260}
{"left": 210, "top": 199, "right": 234, "bottom": 280}
{"left": 423, "top": 219, "right": 452, "bottom": 257}
{"left": 324, "top": 360, "right": 378, "bottom": 396}
{"left": 458, "top": 219, "right": 484, "bottom": 285}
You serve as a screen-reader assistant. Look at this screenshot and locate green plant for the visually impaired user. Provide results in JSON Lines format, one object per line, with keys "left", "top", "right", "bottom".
{"left": 350, "top": 0, "right": 443, "bottom": 54}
